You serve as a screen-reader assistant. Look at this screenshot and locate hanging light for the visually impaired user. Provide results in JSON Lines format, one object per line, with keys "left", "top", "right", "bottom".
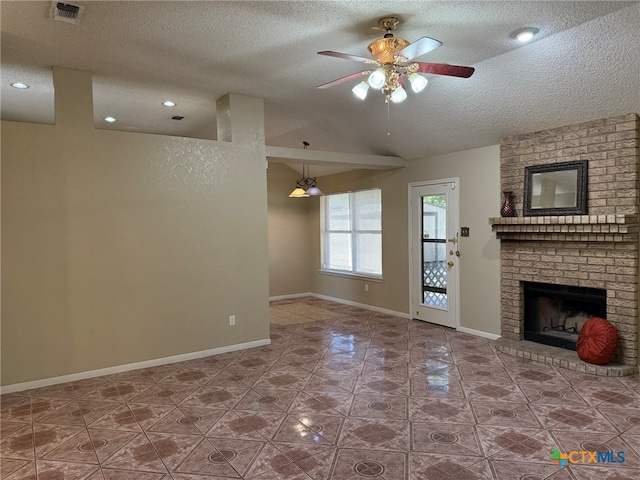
{"left": 289, "top": 142, "right": 323, "bottom": 197}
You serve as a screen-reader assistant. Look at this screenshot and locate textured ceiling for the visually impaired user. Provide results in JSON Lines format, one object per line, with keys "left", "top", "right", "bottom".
{"left": 2, "top": 1, "right": 639, "bottom": 173}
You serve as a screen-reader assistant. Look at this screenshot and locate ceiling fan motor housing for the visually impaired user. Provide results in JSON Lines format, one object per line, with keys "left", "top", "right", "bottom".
{"left": 368, "top": 37, "right": 410, "bottom": 64}
{"left": 368, "top": 16, "right": 409, "bottom": 64}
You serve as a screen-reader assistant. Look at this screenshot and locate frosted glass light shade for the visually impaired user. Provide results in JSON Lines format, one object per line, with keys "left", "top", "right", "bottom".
{"left": 305, "top": 186, "right": 324, "bottom": 196}
{"left": 289, "top": 187, "right": 309, "bottom": 198}
{"left": 352, "top": 81, "right": 369, "bottom": 100}
{"left": 408, "top": 73, "right": 428, "bottom": 93}
{"left": 368, "top": 69, "right": 386, "bottom": 90}
{"left": 390, "top": 86, "right": 407, "bottom": 103}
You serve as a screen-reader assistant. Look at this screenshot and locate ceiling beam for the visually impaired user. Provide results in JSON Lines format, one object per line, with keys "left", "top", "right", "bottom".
{"left": 265, "top": 145, "right": 407, "bottom": 170}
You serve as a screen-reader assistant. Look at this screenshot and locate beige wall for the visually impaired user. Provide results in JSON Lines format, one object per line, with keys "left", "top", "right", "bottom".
{"left": 309, "top": 146, "right": 502, "bottom": 335}
{"left": 2, "top": 68, "right": 503, "bottom": 387}
{"left": 1, "top": 69, "right": 270, "bottom": 386}
{"left": 267, "top": 163, "right": 312, "bottom": 296}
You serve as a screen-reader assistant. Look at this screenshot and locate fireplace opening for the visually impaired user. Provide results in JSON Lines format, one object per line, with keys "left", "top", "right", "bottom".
{"left": 523, "top": 282, "right": 606, "bottom": 350}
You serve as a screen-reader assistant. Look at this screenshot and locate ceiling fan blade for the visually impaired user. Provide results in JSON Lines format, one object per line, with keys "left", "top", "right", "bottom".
{"left": 317, "top": 71, "right": 370, "bottom": 89}
{"left": 318, "top": 50, "right": 374, "bottom": 63}
{"left": 415, "top": 62, "right": 475, "bottom": 78}
{"left": 397, "top": 37, "right": 442, "bottom": 60}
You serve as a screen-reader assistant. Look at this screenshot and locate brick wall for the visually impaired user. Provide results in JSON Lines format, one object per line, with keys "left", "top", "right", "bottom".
{"left": 501, "top": 113, "right": 639, "bottom": 215}
{"left": 496, "top": 113, "right": 639, "bottom": 365}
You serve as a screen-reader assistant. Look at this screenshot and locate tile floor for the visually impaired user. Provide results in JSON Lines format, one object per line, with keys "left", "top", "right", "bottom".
{"left": 2, "top": 296, "right": 640, "bottom": 479}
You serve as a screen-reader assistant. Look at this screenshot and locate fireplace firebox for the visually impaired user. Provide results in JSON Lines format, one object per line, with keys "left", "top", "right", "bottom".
{"left": 523, "top": 282, "right": 606, "bottom": 350}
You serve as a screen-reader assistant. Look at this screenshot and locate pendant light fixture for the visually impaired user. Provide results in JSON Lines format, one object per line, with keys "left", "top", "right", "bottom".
{"left": 289, "top": 142, "right": 323, "bottom": 197}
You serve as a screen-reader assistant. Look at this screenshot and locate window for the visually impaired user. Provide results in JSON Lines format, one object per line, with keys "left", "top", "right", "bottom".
{"left": 321, "top": 188, "right": 382, "bottom": 277}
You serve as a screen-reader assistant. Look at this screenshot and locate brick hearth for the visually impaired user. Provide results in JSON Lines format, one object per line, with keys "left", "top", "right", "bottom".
{"left": 491, "top": 113, "right": 639, "bottom": 373}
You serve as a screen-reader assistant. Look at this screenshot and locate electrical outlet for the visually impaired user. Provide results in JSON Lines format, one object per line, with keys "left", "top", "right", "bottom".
{"left": 364, "top": 284, "right": 369, "bottom": 292}
{"left": 229, "top": 315, "right": 236, "bottom": 326}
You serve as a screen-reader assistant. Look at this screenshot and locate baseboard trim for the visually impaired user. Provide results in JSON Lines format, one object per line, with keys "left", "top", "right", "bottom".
{"left": 269, "top": 292, "right": 312, "bottom": 301}
{"left": 0, "top": 338, "right": 271, "bottom": 395}
{"left": 270, "top": 293, "right": 501, "bottom": 341}
{"left": 457, "top": 326, "right": 501, "bottom": 341}
{"left": 310, "top": 293, "right": 411, "bottom": 319}
{"left": 269, "top": 292, "right": 409, "bottom": 319}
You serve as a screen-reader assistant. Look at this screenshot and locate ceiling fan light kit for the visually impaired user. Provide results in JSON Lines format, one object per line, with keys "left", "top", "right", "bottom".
{"left": 408, "top": 73, "right": 428, "bottom": 93}
{"left": 368, "top": 69, "right": 386, "bottom": 90}
{"left": 390, "top": 85, "right": 407, "bottom": 103}
{"left": 352, "top": 81, "right": 370, "bottom": 100}
{"left": 318, "top": 16, "right": 474, "bottom": 104}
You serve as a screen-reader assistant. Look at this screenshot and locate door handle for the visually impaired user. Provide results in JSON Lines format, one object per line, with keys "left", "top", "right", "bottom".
{"left": 447, "top": 261, "right": 454, "bottom": 267}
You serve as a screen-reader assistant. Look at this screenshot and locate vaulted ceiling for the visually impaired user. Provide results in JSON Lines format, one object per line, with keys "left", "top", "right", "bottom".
{"left": 2, "top": 1, "right": 639, "bottom": 167}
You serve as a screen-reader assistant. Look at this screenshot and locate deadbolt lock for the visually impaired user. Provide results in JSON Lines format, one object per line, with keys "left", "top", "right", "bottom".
{"left": 447, "top": 261, "right": 455, "bottom": 267}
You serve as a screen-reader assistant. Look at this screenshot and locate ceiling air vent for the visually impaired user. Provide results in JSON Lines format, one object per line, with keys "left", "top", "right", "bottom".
{"left": 50, "top": 2, "right": 84, "bottom": 24}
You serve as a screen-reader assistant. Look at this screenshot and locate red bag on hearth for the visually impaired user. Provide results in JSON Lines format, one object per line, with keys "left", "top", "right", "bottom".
{"left": 576, "top": 317, "right": 618, "bottom": 365}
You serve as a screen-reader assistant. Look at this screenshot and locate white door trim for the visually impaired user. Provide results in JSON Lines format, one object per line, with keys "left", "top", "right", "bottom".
{"left": 408, "top": 178, "right": 460, "bottom": 329}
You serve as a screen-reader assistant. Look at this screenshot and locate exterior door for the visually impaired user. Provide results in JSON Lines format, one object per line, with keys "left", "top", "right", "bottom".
{"left": 409, "top": 180, "right": 459, "bottom": 328}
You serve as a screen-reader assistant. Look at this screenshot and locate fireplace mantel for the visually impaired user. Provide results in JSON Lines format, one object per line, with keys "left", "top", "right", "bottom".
{"left": 489, "top": 214, "right": 638, "bottom": 242}
{"left": 495, "top": 113, "right": 639, "bottom": 372}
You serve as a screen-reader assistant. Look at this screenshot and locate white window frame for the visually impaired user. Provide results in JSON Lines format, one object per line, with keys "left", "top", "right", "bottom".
{"left": 320, "top": 188, "right": 382, "bottom": 279}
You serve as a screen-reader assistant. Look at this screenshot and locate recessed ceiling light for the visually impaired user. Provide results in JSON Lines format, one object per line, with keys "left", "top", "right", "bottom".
{"left": 11, "top": 82, "right": 29, "bottom": 89}
{"left": 513, "top": 27, "right": 539, "bottom": 43}
{"left": 104, "top": 116, "right": 117, "bottom": 123}
{"left": 162, "top": 100, "right": 176, "bottom": 107}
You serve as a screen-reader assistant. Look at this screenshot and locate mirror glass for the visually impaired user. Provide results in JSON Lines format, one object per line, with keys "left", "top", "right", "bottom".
{"left": 530, "top": 170, "right": 578, "bottom": 209}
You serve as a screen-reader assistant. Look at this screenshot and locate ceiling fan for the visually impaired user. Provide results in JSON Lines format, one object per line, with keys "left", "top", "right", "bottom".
{"left": 317, "top": 16, "right": 475, "bottom": 103}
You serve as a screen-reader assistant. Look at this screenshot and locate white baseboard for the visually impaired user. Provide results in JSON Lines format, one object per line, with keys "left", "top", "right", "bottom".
{"left": 269, "top": 292, "right": 409, "bottom": 319}
{"left": 269, "top": 292, "right": 312, "bottom": 301}
{"left": 271, "top": 293, "right": 501, "bottom": 342}
{"left": 310, "top": 293, "right": 411, "bottom": 319}
{"left": 0, "top": 338, "right": 271, "bottom": 395}
{"left": 457, "top": 326, "right": 501, "bottom": 341}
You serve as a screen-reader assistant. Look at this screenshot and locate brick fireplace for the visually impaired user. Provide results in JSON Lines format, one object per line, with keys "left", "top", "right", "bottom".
{"left": 490, "top": 113, "right": 639, "bottom": 375}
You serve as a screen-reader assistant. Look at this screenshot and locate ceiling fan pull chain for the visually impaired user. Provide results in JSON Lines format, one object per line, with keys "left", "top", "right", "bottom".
{"left": 387, "top": 97, "right": 391, "bottom": 136}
